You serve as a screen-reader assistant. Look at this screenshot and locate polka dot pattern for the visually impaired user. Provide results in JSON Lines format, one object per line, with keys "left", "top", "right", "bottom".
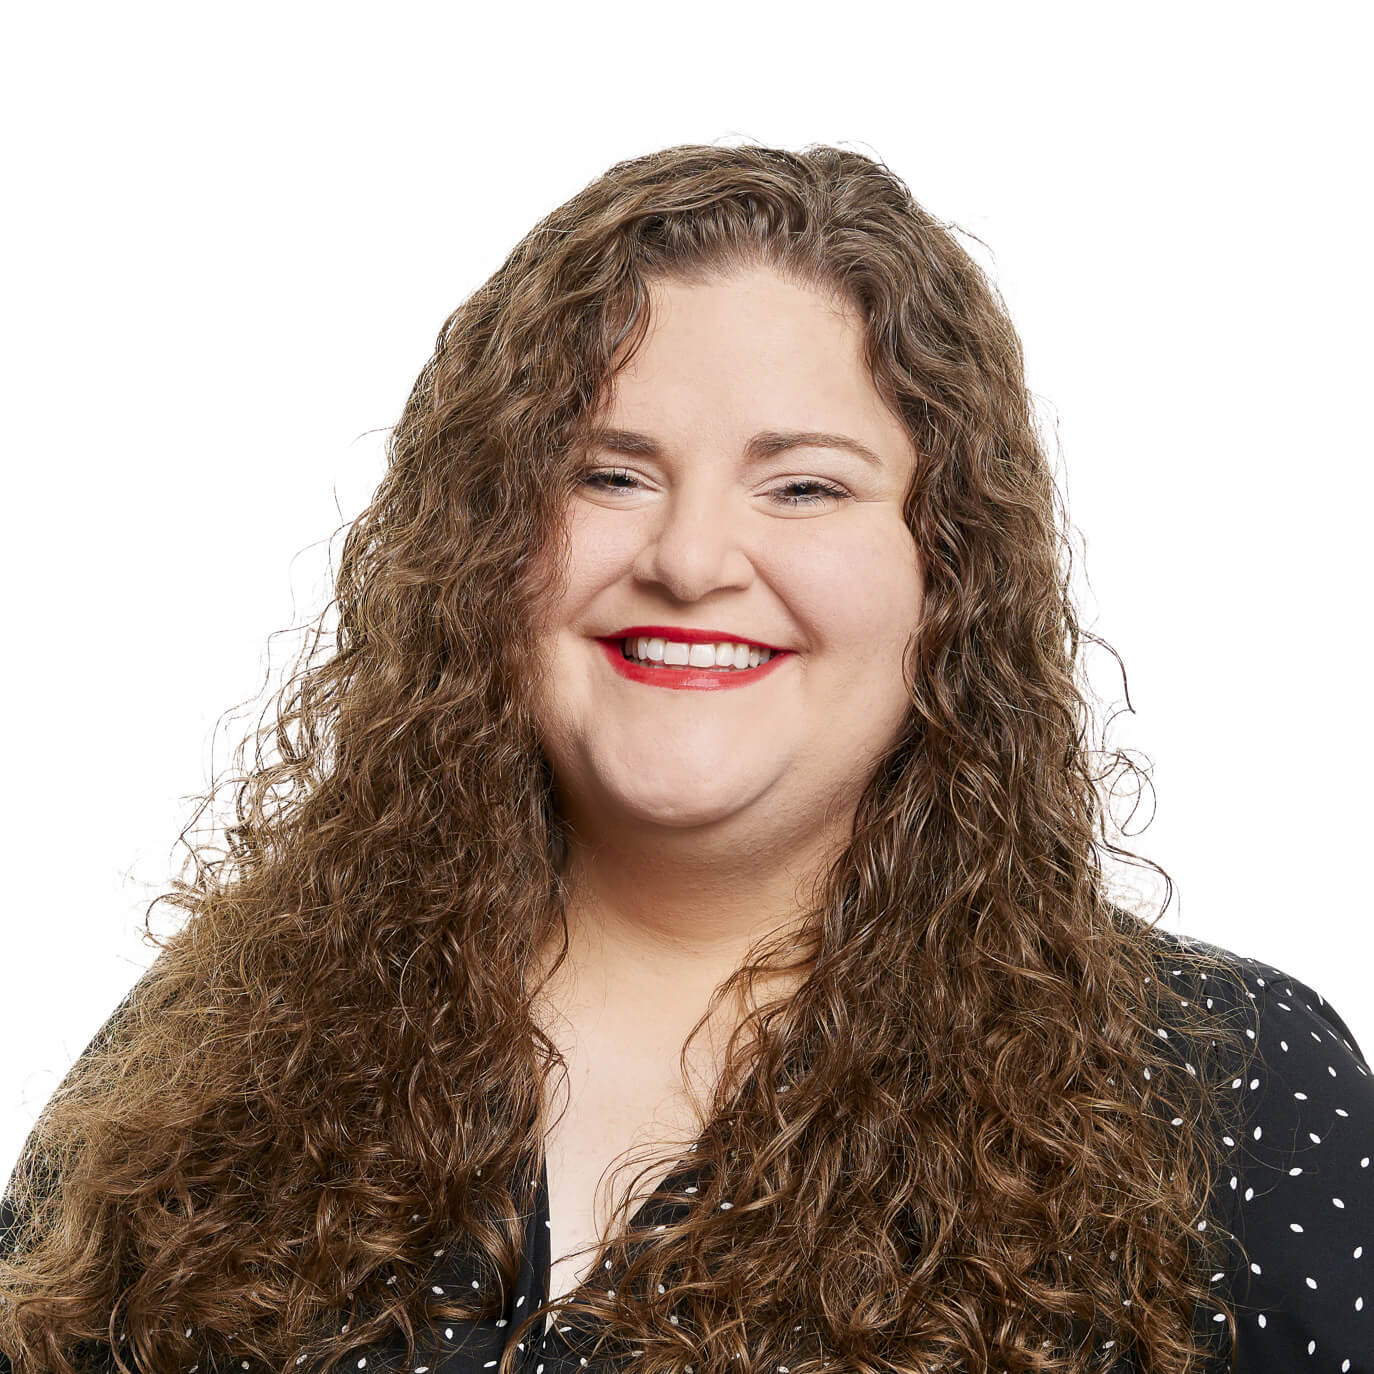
{"left": 2, "top": 931, "right": 1368, "bottom": 1373}
{"left": 1184, "top": 938, "right": 1372, "bottom": 1372}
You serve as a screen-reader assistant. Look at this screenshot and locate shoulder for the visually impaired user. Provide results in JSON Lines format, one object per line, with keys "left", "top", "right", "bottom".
{"left": 1142, "top": 926, "right": 1368, "bottom": 1109}
{"left": 2, "top": 975, "right": 147, "bottom": 1243}
{"left": 0, "top": 973, "right": 162, "bottom": 1374}
{"left": 1145, "top": 927, "right": 1372, "bottom": 1368}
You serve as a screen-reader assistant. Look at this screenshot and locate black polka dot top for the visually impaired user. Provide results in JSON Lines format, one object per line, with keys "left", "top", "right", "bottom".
{"left": 2, "top": 928, "right": 1370, "bottom": 1373}
{"left": 1175, "top": 932, "right": 1373, "bottom": 1372}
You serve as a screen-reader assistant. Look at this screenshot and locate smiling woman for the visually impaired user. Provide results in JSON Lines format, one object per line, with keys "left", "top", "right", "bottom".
{"left": 528, "top": 266, "right": 922, "bottom": 901}
{"left": 2, "top": 142, "right": 1370, "bottom": 1374}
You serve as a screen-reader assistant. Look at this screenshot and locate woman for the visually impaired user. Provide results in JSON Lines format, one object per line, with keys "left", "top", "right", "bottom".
{"left": 1, "top": 143, "right": 1368, "bottom": 1374}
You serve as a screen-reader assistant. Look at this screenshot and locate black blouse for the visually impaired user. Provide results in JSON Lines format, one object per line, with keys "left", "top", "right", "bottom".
{"left": 3, "top": 928, "right": 1370, "bottom": 1373}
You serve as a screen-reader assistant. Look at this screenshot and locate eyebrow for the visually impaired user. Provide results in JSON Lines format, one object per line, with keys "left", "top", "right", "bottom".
{"left": 583, "top": 426, "right": 885, "bottom": 470}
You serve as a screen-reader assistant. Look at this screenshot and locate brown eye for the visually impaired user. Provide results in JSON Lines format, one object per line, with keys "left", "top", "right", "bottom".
{"left": 771, "top": 480, "right": 850, "bottom": 508}
{"left": 577, "top": 467, "right": 640, "bottom": 493}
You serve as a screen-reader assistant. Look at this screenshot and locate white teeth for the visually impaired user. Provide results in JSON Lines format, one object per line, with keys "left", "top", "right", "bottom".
{"left": 622, "top": 637, "right": 772, "bottom": 671}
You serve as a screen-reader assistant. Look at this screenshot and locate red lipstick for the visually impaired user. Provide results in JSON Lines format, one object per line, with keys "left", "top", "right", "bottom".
{"left": 595, "top": 635, "right": 793, "bottom": 692}
{"left": 604, "top": 625, "right": 786, "bottom": 651}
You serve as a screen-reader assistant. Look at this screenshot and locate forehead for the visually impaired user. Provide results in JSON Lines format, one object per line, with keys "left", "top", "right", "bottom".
{"left": 597, "top": 267, "right": 912, "bottom": 475}
{"left": 633, "top": 266, "right": 865, "bottom": 361}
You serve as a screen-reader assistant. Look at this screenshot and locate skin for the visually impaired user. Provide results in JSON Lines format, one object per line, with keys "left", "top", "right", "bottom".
{"left": 528, "top": 262, "right": 923, "bottom": 1090}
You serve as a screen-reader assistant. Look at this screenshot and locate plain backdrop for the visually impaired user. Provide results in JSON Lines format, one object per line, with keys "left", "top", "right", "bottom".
{"left": 3, "top": 0, "right": 1370, "bottom": 1179}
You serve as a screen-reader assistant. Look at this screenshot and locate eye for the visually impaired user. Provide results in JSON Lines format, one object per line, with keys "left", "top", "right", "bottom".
{"left": 577, "top": 467, "right": 639, "bottom": 493}
{"left": 770, "top": 479, "right": 850, "bottom": 508}
{"left": 575, "top": 469, "right": 852, "bottom": 509}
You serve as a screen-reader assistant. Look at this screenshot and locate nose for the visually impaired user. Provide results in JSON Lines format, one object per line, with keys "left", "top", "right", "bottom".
{"left": 631, "top": 486, "right": 754, "bottom": 603}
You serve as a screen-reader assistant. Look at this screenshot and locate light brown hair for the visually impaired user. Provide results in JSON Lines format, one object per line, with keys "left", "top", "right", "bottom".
{"left": 0, "top": 142, "right": 1259, "bottom": 1374}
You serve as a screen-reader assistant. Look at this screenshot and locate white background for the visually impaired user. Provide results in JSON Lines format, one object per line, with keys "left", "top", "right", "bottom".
{"left": 3, "top": 1, "right": 1370, "bottom": 1178}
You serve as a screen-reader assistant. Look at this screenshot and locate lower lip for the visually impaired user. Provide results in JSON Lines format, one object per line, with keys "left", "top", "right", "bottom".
{"left": 596, "top": 639, "right": 793, "bottom": 691}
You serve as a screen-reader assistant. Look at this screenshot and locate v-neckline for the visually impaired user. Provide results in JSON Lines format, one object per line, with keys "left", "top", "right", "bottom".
{"left": 533, "top": 1141, "right": 703, "bottom": 1341}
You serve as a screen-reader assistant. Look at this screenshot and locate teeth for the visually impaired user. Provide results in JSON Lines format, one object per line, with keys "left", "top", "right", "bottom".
{"left": 622, "top": 637, "right": 772, "bottom": 671}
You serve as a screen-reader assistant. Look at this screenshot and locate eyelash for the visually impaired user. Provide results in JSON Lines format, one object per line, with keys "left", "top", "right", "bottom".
{"left": 577, "top": 467, "right": 851, "bottom": 509}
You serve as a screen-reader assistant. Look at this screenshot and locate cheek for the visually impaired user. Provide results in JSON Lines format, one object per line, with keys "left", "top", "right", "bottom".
{"left": 526, "top": 509, "right": 628, "bottom": 635}
{"left": 565, "top": 508, "right": 636, "bottom": 591}
{"left": 786, "top": 524, "right": 923, "bottom": 650}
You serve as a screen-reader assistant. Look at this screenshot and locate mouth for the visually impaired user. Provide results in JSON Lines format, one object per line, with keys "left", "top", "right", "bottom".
{"left": 594, "top": 634, "right": 793, "bottom": 689}
{"left": 601, "top": 624, "right": 788, "bottom": 651}
{"left": 598, "top": 625, "right": 789, "bottom": 668}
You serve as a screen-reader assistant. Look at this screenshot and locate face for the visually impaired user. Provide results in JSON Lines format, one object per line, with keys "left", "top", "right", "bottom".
{"left": 529, "top": 263, "right": 923, "bottom": 868}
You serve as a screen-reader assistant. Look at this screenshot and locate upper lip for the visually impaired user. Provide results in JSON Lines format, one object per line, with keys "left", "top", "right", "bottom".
{"left": 600, "top": 625, "right": 790, "bottom": 652}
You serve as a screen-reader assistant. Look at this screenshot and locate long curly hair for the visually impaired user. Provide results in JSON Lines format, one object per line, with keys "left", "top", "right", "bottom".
{"left": 0, "top": 142, "right": 1262, "bottom": 1374}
